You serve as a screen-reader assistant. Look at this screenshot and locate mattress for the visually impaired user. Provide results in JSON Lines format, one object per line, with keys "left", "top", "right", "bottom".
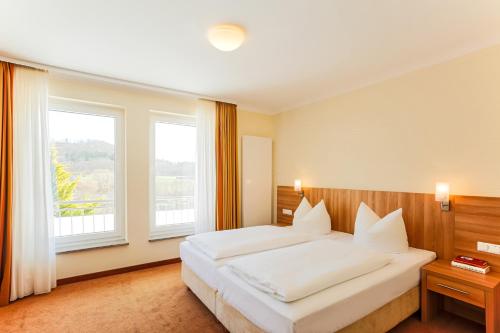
{"left": 217, "top": 236, "right": 436, "bottom": 333}
{"left": 180, "top": 240, "right": 233, "bottom": 289}
{"left": 180, "top": 230, "right": 353, "bottom": 290}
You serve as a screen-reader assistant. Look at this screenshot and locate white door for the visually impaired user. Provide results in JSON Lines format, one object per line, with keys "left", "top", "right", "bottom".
{"left": 241, "top": 136, "right": 272, "bottom": 227}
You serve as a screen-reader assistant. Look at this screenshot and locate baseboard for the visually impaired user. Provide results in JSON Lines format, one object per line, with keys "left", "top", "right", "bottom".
{"left": 57, "top": 257, "right": 181, "bottom": 285}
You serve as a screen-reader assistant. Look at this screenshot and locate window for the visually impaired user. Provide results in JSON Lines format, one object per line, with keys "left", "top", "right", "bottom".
{"left": 48, "top": 98, "right": 126, "bottom": 252}
{"left": 150, "top": 112, "right": 196, "bottom": 240}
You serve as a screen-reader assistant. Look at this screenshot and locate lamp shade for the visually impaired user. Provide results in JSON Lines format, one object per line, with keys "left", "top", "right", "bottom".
{"left": 294, "top": 179, "right": 302, "bottom": 192}
{"left": 208, "top": 24, "right": 245, "bottom": 51}
{"left": 435, "top": 182, "right": 450, "bottom": 202}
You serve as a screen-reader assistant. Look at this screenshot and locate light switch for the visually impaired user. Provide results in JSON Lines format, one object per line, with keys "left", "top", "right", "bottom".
{"left": 477, "top": 241, "right": 489, "bottom": 252}
{"left": 477, "top": 241, "right": 500, "bottom": 255}
{"left": 282, "top": 209, "right": 293, "bottom": 216}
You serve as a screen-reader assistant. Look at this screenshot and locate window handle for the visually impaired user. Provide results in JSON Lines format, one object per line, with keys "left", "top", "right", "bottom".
{"left": 436, "top": 283, "right": 469, "bottom": 295}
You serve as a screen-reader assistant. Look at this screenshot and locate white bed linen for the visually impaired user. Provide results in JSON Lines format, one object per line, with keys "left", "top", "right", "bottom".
{"left": 217, "top": 236, "right": 436, "bottom": 333}
{"left": 180, "top": 241, "right": 234, "bottom": 289}
{"left": 186, "top": 225, "right": 317, "bottom": 260}
{"left": 227, "top": 240, "right": 392, "bottom": 302}
{"left": 180, "top": 230, "right": 353, "bottom": 290}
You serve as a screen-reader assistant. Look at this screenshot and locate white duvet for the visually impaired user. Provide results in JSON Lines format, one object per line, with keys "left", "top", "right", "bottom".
{"left": 226, "top": 239, "right": 392, "bottom": 302}
{"left": 186, "top": 225, "right": 316, "bottom": 260}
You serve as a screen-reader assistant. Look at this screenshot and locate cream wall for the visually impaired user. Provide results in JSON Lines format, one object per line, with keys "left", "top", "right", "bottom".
{"left": 49, "top": 75, "right": 274, "bottom": 279}
{"left": 273, "top": 44, "right": 500, "bottom": 198}
{"left": 238, "top": 110, "right": 274, "bottom": 138}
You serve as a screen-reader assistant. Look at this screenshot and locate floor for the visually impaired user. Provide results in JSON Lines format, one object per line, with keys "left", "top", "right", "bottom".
{"left": 0, "top": 263, "right": 485, "bottom": 333}
{"left": 389, "top": 312, "right": 484, "bottom": 333}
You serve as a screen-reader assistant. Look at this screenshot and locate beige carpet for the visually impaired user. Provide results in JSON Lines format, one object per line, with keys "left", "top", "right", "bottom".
{"left": 0, "top": 263, "right": 225, "bottom": 333}
{"left": 0, "top": 263, "right": 485, "bottom": 333}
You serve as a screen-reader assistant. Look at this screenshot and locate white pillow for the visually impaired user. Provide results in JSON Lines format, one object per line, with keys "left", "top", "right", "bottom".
{"left": 293, "top": 197, "right": 312, "bottom": 223}
{"left": 293, "top": 200, "right": 331, "bottom": 235}
{"left": 353, "top": 202, "right": 380, "bottom": 238}
{"left": 353, "top": 202, "right": 409, "bottom": 253}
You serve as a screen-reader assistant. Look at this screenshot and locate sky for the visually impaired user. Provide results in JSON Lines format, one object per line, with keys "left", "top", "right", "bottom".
{"left": 49, "top": 110, "right": 115, "bottom": 144}
{"left": 155, "top": 122, "right": 196, "bottom": 162}
{"left": 49, "top": 110, "right": 196, "bottom": 162}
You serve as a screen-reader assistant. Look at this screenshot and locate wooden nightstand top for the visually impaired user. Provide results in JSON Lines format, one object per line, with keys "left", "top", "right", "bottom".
{"left": 423, "top": 260, "right": 500, "bottom": 290}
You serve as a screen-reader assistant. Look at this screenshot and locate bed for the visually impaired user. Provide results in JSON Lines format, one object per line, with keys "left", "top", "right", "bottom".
{"left": 215, "top": 235, "right": 436, "bottom": 333}
{"left": 180, "top": 227, "right": 352, "bottom": 313}
{"left": 180, "top": 241, "right": 231, "bottom": 313}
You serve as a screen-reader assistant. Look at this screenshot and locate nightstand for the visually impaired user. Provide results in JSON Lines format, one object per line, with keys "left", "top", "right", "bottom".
{"left": 422, "top": 260, "right": 500, "bottom": 333}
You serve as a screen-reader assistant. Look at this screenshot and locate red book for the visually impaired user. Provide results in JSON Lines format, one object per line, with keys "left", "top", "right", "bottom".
{"left": 453, "top": 256, "right": 488, "bottom": 268}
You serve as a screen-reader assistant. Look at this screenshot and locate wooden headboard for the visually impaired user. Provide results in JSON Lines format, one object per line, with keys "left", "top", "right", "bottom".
{"left": 277, "top": 186, "right": 500, "bottom": 271}
{"left": 454, "top": 196, "right": 500, "bottom": 272}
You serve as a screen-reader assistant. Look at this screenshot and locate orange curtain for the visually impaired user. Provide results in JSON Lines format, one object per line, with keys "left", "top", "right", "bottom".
{"left": 0, "top": 62, "right": 14, "bottom": 306}
{"left": 215, "top": 101, "right": 240, "bottom": 230}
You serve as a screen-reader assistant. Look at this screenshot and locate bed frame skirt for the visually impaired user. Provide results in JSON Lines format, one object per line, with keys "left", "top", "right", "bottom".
{"left": 215, "top": 286, "right": 420, "bottom": 333}
{"left": 181, "top": 262, "right": 217, "bottom": 314}
{"left": 182, "top": 261, "right": 420, "bottom": 332}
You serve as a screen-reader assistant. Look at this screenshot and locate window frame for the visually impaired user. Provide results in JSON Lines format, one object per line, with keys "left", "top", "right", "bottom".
{"left": 149, "top": 111, "right": 196, "bottom": 240}
{"left": 49, "top": 97, "right": 127, "bottom": 253}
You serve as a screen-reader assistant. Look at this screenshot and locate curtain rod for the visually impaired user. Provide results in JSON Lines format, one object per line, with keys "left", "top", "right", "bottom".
{"left": 12, "top": 63, "right": 48, "bottom": 73}
{"left": 0, "top": 55, "right": 229, "bottom": 104}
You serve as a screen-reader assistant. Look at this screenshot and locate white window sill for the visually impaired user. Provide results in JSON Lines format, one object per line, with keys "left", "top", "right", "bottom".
{"left": 148, "top": 234, "right": 192, "bottom": 242}
{"left": 56, "top": 237, "right": 129, "bottom": 254}
{"left": 148, "top": 231, "right": 193, "bottom": 242}
{"left": 149, "top": 224, "right": 194, "bottom": 241}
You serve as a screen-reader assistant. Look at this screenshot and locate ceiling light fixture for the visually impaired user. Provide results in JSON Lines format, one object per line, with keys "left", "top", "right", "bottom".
{"left": 208, "top": 24, "right": 245, "bottom": 52}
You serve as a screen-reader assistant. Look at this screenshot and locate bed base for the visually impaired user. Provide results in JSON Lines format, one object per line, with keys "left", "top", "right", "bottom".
{"left": 215, "top": 286, "right": 420, "bottom": 333}
{"left": 183, "top": 261, "right": 420, "bottom": 332}
{"left": 181, "top": 262, "right": 217, "bottom": 314}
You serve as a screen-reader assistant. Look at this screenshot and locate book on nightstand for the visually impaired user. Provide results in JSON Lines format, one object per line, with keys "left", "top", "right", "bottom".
{"left": 451, "top": 255, "right": 490, "bottom": 274}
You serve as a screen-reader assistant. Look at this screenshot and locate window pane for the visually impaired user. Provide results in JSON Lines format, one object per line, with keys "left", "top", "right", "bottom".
{"left": 49, "top": 110, "right": 116, "bottom": 237}
{"left": 155, "top": 121, "right": 196, "bottom": 226}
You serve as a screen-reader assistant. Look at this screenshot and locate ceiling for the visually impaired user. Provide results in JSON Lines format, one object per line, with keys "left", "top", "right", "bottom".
{"left": 1, "top": 0, "right": 500, "bottom": 114}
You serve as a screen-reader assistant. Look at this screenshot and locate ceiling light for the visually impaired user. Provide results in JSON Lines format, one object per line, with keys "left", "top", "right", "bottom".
{"left": 208, "top": 24, "right": 245, "bottom": 51}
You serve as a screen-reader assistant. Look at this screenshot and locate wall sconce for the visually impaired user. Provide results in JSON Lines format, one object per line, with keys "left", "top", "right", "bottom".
{"left": 435, "top": 182, "right": 450, "bottom": 211}
{"left": 294, "top": 179, "right": 304, "bottom": 198}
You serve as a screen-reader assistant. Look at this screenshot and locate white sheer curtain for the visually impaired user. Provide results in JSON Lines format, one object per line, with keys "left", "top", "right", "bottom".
{"left": 194, "top": 100, "right": 216, "bottom": 234}
{"left": 10, "top": 67, "right": 56, "bottom": 301}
